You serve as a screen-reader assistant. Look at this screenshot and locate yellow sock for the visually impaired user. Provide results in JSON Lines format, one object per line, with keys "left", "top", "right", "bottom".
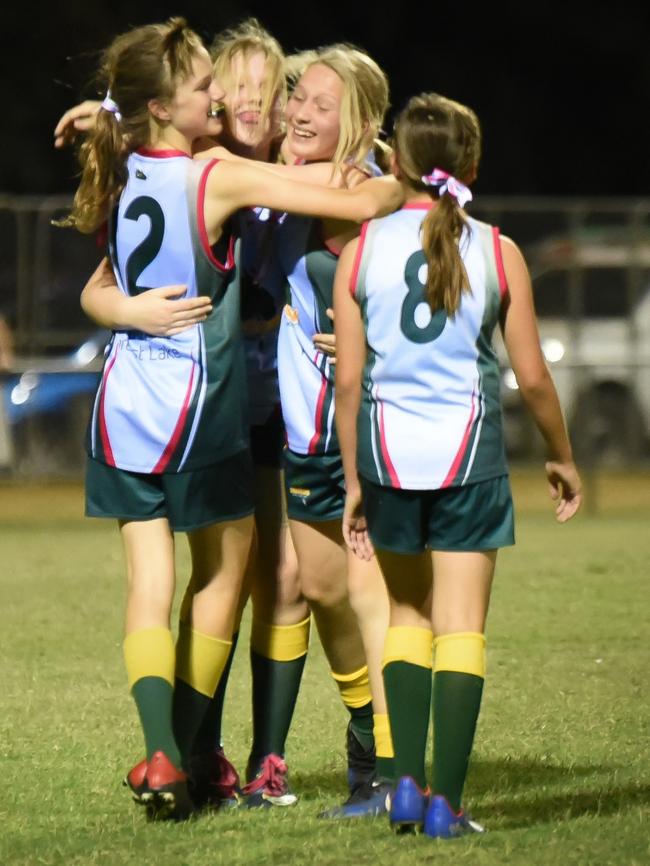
{"left": 123, "top": 626, "right": 175, "bottom": 688}
{"left": 175, "top": 622, "right": 232, "bottom": 697}
{"left": 331, "top": 664, "right": 372, "bottom": 709}
{"left": 382, "top": 626, "right": 434, "bottom": 670}
{"left": 434, "top": 632, "right": 486, "bottom": 677}
{"left": 251, "top": 615, "right": 311, "bottom": 661}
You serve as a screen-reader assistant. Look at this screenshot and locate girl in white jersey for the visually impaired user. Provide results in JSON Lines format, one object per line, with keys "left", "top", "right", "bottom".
{"left": 55, "top": 34, "right": 396, "bottom": 816}
{"left": 334, "top": 93, "right": 582, "bottom": 838}
{"left": 56, "top": 22, "right": 309, "bottom": 808}
{"left": 60, "top": 17, "right": 400, "bottom": 821}
{"left": 75, "top": 42, "right": 400, "bottom": 819}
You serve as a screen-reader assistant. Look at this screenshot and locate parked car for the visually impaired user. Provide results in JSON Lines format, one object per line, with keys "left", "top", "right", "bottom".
{"left": 496, "top": 226, "right": 650, "bottom": 464}
{"left": 0, "top": 330, "right": 107, "bottom": 475}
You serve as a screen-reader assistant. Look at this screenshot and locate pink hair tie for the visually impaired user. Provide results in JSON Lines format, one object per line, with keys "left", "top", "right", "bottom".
{"left": 100, "top": 90, "right": 122, "bottom": 122}
{"left": 421, "top": 167, "right": 472, "bottom": 207}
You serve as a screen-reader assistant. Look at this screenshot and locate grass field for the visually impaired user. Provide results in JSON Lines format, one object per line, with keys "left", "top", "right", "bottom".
{"left": 1, "top": 472, "right": 649, "bottom": 866}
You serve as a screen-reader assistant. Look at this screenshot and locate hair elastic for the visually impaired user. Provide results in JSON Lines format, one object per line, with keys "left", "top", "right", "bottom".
{"left": 421, "top": 167, "right": 472, "bottom": 207}
{"left": 100, "top": 90, "right": 122, "bottom": 122}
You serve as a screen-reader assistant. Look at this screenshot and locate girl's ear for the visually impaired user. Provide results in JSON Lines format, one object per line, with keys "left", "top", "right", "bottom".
{"left": 148, "top": 98, "right": 171, "bottom": 122}
{"left": 464, "top": 162, "right": 478, "bottom": 185}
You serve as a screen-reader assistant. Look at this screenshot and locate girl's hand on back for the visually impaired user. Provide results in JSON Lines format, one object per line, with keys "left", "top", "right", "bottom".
{"left": 313, "top": 308, "right": 336, "bottom": 360}
{"left": 122, "top": 286, "right": 213, "bottom": 336}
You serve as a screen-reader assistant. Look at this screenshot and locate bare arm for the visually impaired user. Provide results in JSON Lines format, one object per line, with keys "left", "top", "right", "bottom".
{"left": 205, "top": 160, "right": 402, "bottom": 236}
{"left": 334, "top": 239, "right": 374, "bottom": 559}
{"left": 195, "top": 144, "right": 358, "bottom": 188}
{"left": 53, "top": 100, "right": 101, "bottom": 149}
{"left": 81, "top": 258, "right": 212, "bottom": 336}
{"left": 500, "top": 236, "right": 582, "bottom": 521}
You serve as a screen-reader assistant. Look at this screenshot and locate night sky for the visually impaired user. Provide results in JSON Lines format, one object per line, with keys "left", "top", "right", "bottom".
{"left": 4, "top": 1, "right": 650, "bottom": 197}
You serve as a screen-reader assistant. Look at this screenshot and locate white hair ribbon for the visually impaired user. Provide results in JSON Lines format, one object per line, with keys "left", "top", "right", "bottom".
{"left": 100, "top": 91, "right": 122, "bottom": 122}
{"left": 421, "top": 167, "right": 472, "bottom": 207}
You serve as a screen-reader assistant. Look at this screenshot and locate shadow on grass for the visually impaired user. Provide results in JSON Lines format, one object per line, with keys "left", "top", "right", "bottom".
{"left": 292, "top": 755, "right": 650, "bottom": 827}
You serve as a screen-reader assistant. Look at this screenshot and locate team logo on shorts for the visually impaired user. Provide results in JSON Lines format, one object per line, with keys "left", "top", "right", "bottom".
{"left": 289, "top": 486, "right": 311, "bottom": 504}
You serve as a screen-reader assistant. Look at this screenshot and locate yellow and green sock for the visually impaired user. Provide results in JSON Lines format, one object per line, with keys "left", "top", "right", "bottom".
{"left": 248, "top": 615, "right": 310, "bottom": 767}
{"left": 382, "top": 626, "right": 434, "bottom": 789}
{"left": 432, "top": 631, "right": 486, "bottom": 811}
{"left": 123, "top": 626, "right": 180, "bottom": 765}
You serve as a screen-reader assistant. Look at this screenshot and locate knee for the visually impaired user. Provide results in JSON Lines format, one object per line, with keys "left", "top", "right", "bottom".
{"left": 300, "top": 571, "right": 347, "bottom": 609}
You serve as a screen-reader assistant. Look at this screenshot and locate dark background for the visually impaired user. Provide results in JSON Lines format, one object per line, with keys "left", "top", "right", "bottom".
{"left": 3, "top": 1, "right": 649, "bottom": 197}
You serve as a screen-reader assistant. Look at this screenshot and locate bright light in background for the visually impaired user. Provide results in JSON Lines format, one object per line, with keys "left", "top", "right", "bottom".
{"left": 11, "top": 385, "right": 30, "bottom": 405}
{"left": 20, "top": 372, "right": 39, "bottom": 389}
{"left": 503, "top": 369, "right": 519, "bottom": 390}
{"left": 10, "top": 371, "right": 40, "bottom": 406}
{"left": 541, "top": 338, "right": 565, "bottom": 363}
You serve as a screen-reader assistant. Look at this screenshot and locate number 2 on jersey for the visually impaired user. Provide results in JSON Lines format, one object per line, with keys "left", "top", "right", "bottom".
{"left": 400, "top": 250, "right": 447, "bottom": 343}
{"left": 124, "top": 196, "right": 165, "bottom": 296}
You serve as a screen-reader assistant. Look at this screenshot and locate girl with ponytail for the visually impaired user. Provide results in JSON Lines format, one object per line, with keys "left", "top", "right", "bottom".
{"left": 59, "top": 17, "right": 400, "bottom": 822}
{"left": 334, "top": 92, "right": 582, "bottom": 839}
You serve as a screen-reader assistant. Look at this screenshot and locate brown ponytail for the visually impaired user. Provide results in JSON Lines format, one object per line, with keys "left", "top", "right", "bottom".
{"left": 59, "top": 18, "right": 204, "bottom": 234}
{"left": 393, "top": 93, "right": 481, "bottom": 316}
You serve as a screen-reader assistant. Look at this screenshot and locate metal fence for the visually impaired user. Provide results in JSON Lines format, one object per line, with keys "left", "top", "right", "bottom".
{"left": 1, "top": 194, "right": 649, "bottom": 478}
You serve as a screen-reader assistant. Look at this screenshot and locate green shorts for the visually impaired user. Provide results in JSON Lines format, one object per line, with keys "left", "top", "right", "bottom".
{"left": 283, "top": 448, "right": 345, "bottom": 522}
{"left": 360, "top": 474, "right": 515, "bottom": 554}
{"left": 86, "top": 450, "right": 255, "bottom": 531}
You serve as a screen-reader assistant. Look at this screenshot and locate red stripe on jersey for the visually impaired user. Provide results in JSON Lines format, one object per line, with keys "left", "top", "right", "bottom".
{"left": 492, "top": 226, "right": 509, "bottom": 301}
{"left": 136, "top": 147, "right": 190, "bottom": 159}
{"left": 441, "top": 388, "right": 477, "bottom": 488}
{"left": 152, "top": 362, "right": 197, "bottom": 473}
{"left": 349, "top": 221, "right": 369, "bottom": 297}
{"left": 98, "top": 349, "right": 119, "bottom": 467}
{"left": 307, "top": 358, "right": 328, "bottom": 455}
{"left": 379, "top": 400, "right": 401, "bottom": 488}
{"left": 197, "top": 160, "right": 236, "bottom": 272}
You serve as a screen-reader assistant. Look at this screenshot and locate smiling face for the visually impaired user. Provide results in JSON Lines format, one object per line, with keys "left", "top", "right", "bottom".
{"left": 156, "top": 48, "right": 226, "bottom": 148}
{"left": 284, "top": 62, "right": 343, "bottom": 163}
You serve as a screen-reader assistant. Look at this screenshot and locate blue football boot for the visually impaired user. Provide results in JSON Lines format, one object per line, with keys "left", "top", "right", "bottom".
{"left": 388, "top": 776, "right": 429, "bottom": 832}
{"left": 423, "top": 794, "right": 485, "bottom": 839}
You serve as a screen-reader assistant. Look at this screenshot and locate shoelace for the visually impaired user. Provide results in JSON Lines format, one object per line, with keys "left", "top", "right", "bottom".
{"left": 242, "top": 754, "right": 289, "bottom": 797}
{"left": 212, "top": 751, "right": 240, "bottom": 796}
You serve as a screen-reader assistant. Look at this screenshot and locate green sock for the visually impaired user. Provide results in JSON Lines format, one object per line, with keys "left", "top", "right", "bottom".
{"left": 191, "top": 631, "right": 239, "bottom": 755}
{"left": 131, "top": 677, "right": 181, "bottom": 765}
{"left": 375, "top": 755, "right": 395, "bottom": 781}
{"left": 172, "top": 679, "right": 212, "bottom": 768}
{"left": 249, "top": 650, "right": 307, "bottom": 767}
{"left": 432, "top": 670, "right": 484, "bottom": 811}
{"left": 347, "top": 701, "right": 375, "bottom": 751}
{"left": 383, "top": 661, "right": 432, "bottom": 789}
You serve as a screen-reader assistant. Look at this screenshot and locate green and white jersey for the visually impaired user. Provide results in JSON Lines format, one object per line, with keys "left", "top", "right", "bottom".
{"left": 275, "top": 215, "right": 339, "bottom": 455}
{"left": 89, "top": 150, "right": 248, "bottom": 473}
{"left": 352, "top": 204, "right": 509, "bottom": 490}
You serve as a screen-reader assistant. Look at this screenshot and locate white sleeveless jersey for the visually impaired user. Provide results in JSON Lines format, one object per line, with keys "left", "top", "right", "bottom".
{"left": 275, "top": 215, "right": 338, "bottom": 455}
{"left": 352, "top": 205, "right": 509, "bottom": 490}
{"left": 88, "top": 150, "right": 248, "bottom": 473}
{"left": 237, "top": 207, "right": 286, "bottom": 425}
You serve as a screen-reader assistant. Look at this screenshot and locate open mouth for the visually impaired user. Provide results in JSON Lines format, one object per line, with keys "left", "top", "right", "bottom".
{"left": 237, "top": 111, "right": 261, "bottom": 125}
{"left": 291, "top": 126, "right": 316, "bottom": 140}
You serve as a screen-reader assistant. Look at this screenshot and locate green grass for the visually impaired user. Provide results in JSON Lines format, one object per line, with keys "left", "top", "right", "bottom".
{"left": 1, "top": 478, "right": 649, "bottom": 865}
